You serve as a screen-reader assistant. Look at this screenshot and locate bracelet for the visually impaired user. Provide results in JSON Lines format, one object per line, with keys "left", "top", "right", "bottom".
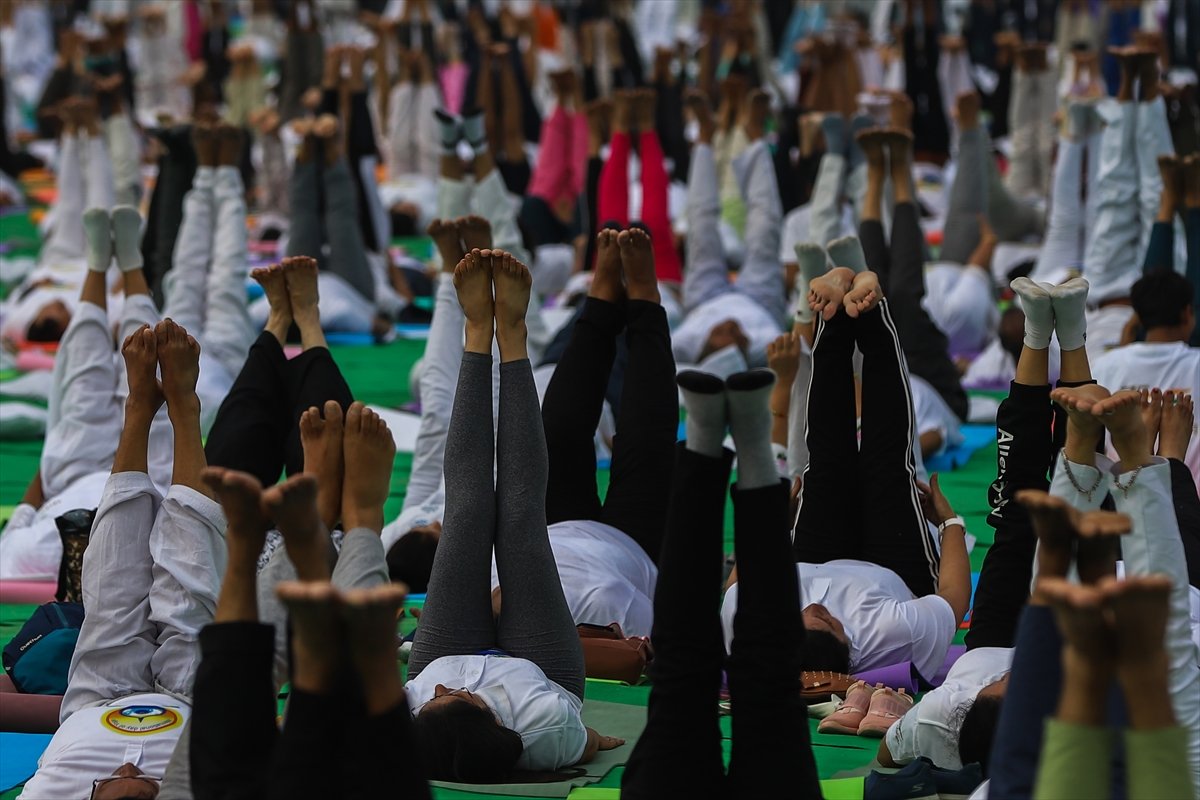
{"left": 1061, "top": 449, "right": 1102, "bottom": 502}
{"left": 938, "top": 516, "right": 965, "bottom": 536}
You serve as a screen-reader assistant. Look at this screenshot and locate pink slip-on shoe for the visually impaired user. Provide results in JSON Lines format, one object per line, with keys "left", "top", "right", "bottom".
{"left": 858, "top": 686, "right": 914, "bottom": 737}
{"left": 817, "top": 680, "right": 876, "bottom": 735}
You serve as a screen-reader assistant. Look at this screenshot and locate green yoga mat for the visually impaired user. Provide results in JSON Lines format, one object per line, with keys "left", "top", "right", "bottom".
{"left": 429, "top": 700, "right": 645, "bottom": 798}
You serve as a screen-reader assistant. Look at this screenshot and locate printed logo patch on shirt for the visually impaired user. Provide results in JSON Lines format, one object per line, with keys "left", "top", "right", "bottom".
{"left": 100, "top": 705, "right": 183, "bottom": 736}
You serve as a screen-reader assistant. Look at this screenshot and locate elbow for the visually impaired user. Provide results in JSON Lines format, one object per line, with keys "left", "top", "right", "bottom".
{"left": 876, "top": 739, "right": 899, "bottom": 768}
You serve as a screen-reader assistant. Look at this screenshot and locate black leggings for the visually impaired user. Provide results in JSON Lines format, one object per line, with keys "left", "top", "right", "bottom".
{"left": 541, "top": 298, "right": 678, "bottom": 562}
{"left": 204, "top": 332, "right": 354, "bottom": 486}
{"left": 190, "top": 622, "right": 430, "bottom": 800}
{"left": 622, "top": 446, "right": 820, "bottom": 799}
{"left": 861, "top": 204, "right": 969, "bottom": 421}
{"left": 793, "top": 301, "right": 940, "bottom": 598}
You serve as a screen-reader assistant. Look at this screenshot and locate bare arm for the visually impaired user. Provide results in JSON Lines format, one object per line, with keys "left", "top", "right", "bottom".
{"left": 578, "top": 726, "right": 625, "bottom": 765}
{"left": 919, "top": 474, "right": 971, "bottom": 622}
{"left": 20, "top": 469, "right": 44, "bottom": 509}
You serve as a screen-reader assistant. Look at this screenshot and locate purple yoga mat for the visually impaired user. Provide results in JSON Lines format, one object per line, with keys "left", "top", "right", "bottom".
{"left": 853, "top": 645, "right": 967, "bottom": 692}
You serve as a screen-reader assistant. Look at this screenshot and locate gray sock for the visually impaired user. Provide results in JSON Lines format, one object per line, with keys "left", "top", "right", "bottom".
{"left": 1050, "top": 277, "right": 1090, "bottom": 351}
{"left": 793, "top": 242, "right": 829, "bottom": 324}
{"left": 847, "top": 113, "right": 873, "bottom": 172}
{"left": 83, "top": 207, "right": 112, "bottom": 273}
{"left": 827, "top": 235, "right": 868, "bottom": 273}
{"left": 1011, "top": 277, "right": 1054, "bottom": 350}
{"left": 111, "top": 206, "right": 143, "bottom": 272}
{"left": 820, "top": 113, "right": 846, "bottom": 156}
{"left": 434, "top": 109, "right": 462, "bottom": 155}
{"left": 726, "top": 370, "right": 778, "bottom": 490}
{"left": 678, "top": 370, "right": 727, "bottom": 458}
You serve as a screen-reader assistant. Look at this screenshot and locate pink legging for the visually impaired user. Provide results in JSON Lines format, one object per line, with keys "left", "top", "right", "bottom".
{"left": 527, "top": 106, "right": 588, "bottom": 210}
{"left": 596, "top": 131, "right": 683, "bottom": 282}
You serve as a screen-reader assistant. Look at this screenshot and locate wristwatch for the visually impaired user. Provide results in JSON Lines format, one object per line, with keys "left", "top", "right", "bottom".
{"left": 938, "top": 516, "right": 965, "bottom": 535}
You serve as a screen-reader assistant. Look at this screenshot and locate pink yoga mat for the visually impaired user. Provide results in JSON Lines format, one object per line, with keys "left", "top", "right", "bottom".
{"left": 0, "top": 581, "right": 56, "bottom": 604}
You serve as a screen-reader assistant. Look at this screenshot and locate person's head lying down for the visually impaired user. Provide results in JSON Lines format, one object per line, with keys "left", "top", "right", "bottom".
{"left": 412, "top": 686, "right": 524, "bottom": 782}
{"left": 386, "top": 523, "right": 441, "bottom": 593}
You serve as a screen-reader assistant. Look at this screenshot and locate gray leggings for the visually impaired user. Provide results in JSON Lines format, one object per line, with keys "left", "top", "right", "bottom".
{"left": 287, "top": 158, "right": 376, "bottom": 302}
{"left": 407, "top": 353, "right": 585, "bottom": 699}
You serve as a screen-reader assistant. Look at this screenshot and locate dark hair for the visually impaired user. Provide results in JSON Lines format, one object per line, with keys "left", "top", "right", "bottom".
{"left": 1131, "top": 271, "right": 1193, "bottom": 330}
{"left": 26, "top": 316, "right": 66, "bottom": 342}
{"left": 386, "top": 530, "right": 439, "bottom": 594}
{"left": 412, "top": 701, "right": 524, "bottom": 782}
{"left": 391, "top": 209, "right": 418, "bottom": 237}
{"left": 958, "top": 694, "right": 1003, "bottom": 776}
{"left": 800, "top": 629, "right": 851, "bottom": 673}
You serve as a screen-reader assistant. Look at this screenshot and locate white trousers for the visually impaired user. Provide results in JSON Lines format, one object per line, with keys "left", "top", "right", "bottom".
{"left": 62, "top": 472, "right": 226, "bottom": 719}
{"left": 41, "top": 134, "right": 113, "bottom": 265}
{"left": 386, "top": 82, "right": 440, "bottom": 180}
{"left": 1050, "top": 454, "right": 1200, "bottom": 795}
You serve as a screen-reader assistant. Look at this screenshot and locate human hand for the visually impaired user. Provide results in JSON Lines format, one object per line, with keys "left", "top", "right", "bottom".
{"left": 915, "top": 473, "right": 955, "bottom": 526}
{"left": 596, "top": 733, "right": 625, "bottom": 751}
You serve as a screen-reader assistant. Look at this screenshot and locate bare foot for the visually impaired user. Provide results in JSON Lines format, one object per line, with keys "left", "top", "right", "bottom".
{"left": 1050, "top": 384, "right": 1110, "bottom": 463}
{"left": 1158, "top": 390, "right": 1195, "bottom": 461}
{"left": 740, "top": 88, "right": 769, "bottom": 141}
{"left": 490, "top": 250, "right": 532, "bottom": 362}
{"left": 453, "top": 249, "right": 494, "bottom": 350}
{"left": 312, "top": 113, "right": 341, "bottom": 166}
{"left": 155, "top": 319, "right": 201, "bottom": 416}
{"left": 202, "top": 467, "right": 270, "bottom": 560}
{"left": 1103, "top": 574, "right": 1173, "bottom": 676}
{"left": 1140, "top": 388, "right": 1163, "bottom": 451}
{"left": 809, "top": 266, "right": 856, "bottom": 321}
{"left": 1091, "top": 390, "right": 1152, "bottom": 468}
{"left": 856, "top": 128, "right": 887, "bottom": 171}
{"left": 612, "top": 89, "right": 635, "bottom": 134}
{"left": 427, "top": 218, "right": 464, "bottom": 274}
{"left": 300, "top": 400, "right": 345, "bottom": 530}
{"left": 121, "top": 325, "right": 164, "bottom": 413}
{"left": 252, "top": 263, "right": 292, "bottom": 340}
{"left": 456, "top": 215, "right": 492, "bottom": 252}
{"left": 843, "top": 270, "right": 883, "bottom": 317}
{"left": 276, "top": 581, "right": 342, "bottom": 692}
{"left": 954, "top": 91, "right": 981, "bottom": 130}
{"left": 192, "top": 121, "right": 217, "bottom": 167}
{"left": 262, "top": 474, "right": 330, "bottom": 582}
{"left": 591, "top": 229, "right": 624, "bottom": 303}
{"left": 887, "top": 91, "right": 914, "bottom": 131}
{"left": 618, "top": 227, "right": 660, "bottom": 303}
{"left": 282, "top": 256, "right": 323, "bottom": 349}
{"left": 1036, "top": 577, "right": 1113, "bottom": 662}
{"left": 341, "top": 402, "right": 395, "bottom": 534}
{"left": 882, "top": 127, "right": 913, "bottom": 163}
{"left": 340, "top": 584, "right": 408, "bottom": 713}
{"left": 633, "top": 87, "right": 657, "bottom": 132}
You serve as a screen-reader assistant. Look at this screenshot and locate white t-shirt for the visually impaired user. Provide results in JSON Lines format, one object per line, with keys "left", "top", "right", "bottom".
{"left": 671, "top": 292, "right": 783, "bottom": 367}
{"left": 1091, "top": 341, "right": 1200, "bottom": 489}
{"left": 885, "top": 647, "right": 1014, "bottom": 770}
{"left": 490, "top": 520, "right": 657, "bottom": 638}
{"left": 0, "top": 470, "right": 109, "bottom": 580}
{"left": 406, "top": 654, "right": 588, "bottom": 772}
{"left": 720, "top": 560, "right": 957, "bottom": 680}
{"left": 20, "top": 692, "right": 190, "bottom": 800}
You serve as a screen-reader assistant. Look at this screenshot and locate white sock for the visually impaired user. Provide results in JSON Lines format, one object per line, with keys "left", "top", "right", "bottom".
{"left": 678, "top": 370, "right": 727, "bottom": 458}
{"left": 827, "top": 235, "right": 868, "bottom": 273}
{"left": 82, "top": 208, "right": 112, "bottom": 273}
{"left": 1049, "top": 277, "right": 1090, "bottom": 351}
{"left": 1011, "top": 277, "right": 1054, "bottom": 350}
{"left": 794, "top": 243, "right": 830, "bottom": 324}
{"left": 726, "top": 369, "right": 779, "bottom": 490}
{"left": 111, "top": 206, "right": 143, "bottom": 272}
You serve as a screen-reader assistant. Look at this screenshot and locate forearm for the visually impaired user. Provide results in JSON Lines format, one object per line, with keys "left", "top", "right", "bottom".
{"left": 770, "top": 383, "right": 790, "bottom": 448}
{"left": 20, "top": 469, "right": 44, "bottom": 508}
{"left": 935, "top": 525, "right": 971, "bottom": 621}
{"left": 579, "top": 727, "right": 600, "bottom": 764}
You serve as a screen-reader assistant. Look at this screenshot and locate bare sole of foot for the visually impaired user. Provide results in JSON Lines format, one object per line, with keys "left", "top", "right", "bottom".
{"left": 155, "top": 319, "right": 201, "bottom": 409}
{"left": 1140, "top": 388, "right": 1163, "bottom": 449}
{"left": 843, "top": 270, "right": 882, "bottom": 317}
{"left": 1158, "top": 390, "right": 1195, "bottom": 460}
{"left": 252, "top": 263, "right": 292, "bottom": 321}
{"left": 1050, "top": 384, "right": 1111, "bottom": 442}
{"left": 263, "top": 473, "right": 331, "bottom": 582}
{"left": 341, "top": 402, "right": 395, "bottom": 533}
{"left": 427, "top": 219, "right": 464, "bottom": 273}
{"left": 201, "top": 467, "right": 270, "bottom": 553}
{"left": 453, "top": 250, "right": 495, "bottom": 332}
{"left": 122, "top": 325, "right": 164, "bottom": 411}
{"left": 300, "top": 400, "right": 345, "bottom": 529}
{"left": 490, "top": 250, "right": 532, "bottom": 333}
{"left": 618, "top": 227, "right": 659, "bottom": 303}
{"left": 809, "top": 266, "right": 856, "bottom": 321}
{"left": 276, "top": 580, "right": 342, "bottom": 690}
{"left": 457, "top": 215, "right": 492, "bottom": 252}
{"left": 341, "top": 584, "right": 408, "bottom": 660}
{"left": 1090, "top": 390, "right": 1150, "bottom": 463}
{"left": 591, "top": 229, "right": 624, "bottom": 303}
{"left": 282, "top": 255, "right": 320, "bottom": 312}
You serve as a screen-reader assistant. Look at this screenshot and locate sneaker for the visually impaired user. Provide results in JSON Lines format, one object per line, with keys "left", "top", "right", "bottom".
{"left": 817, "top": 680, "right": 875, "bottom": 735}
{"left": 858, "top": 686, "right": 914, "bottom": 737}
{"left": 864, "top": 759, "right": 939, "bottom": 800}
{"left": 919, "top": 757, "right": 984, "bottom": 800}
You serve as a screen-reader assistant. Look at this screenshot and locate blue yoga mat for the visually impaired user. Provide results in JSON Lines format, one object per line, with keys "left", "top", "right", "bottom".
{"left": 0, "top": 732, "right": 52, "bottom": 792}
{"left": 925, "top": 424, "right": 994, "bottom": 473}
